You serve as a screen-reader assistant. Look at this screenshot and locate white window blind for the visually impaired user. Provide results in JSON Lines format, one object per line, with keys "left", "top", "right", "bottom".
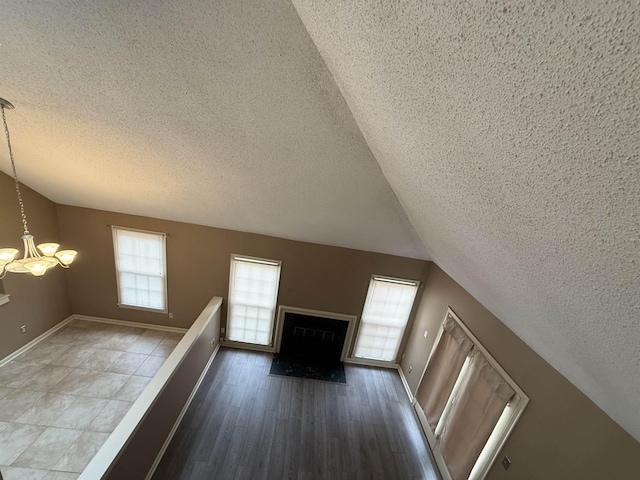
{"left": 227, "top": 255, "right": 281, "bottom": 345}
{"left": 112, "top": 227, "right": 167, "bottom": 312}
{"left": 353, "top": 276, "right": 419, "bottom": 362}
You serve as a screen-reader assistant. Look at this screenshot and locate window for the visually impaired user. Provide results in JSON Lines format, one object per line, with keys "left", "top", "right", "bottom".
{"left": 415, "top": 309, "right": 529, "bottom": 480}
{"left": 353, "top": 275, "right": 419, "bottom": 362}
{"left": 227, "top": 255, "right": 282, "bottom": 345}
{"left": 112, "top": 226, "right": 167, "bottom": 312}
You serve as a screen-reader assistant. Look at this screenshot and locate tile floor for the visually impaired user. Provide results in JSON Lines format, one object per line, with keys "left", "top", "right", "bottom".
{"left": 0, "top": 319, "right": 184, "bottom": 480}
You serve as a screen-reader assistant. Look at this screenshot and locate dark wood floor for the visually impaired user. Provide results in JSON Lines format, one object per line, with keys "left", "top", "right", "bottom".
{"left": 153, "top": 348, "right": 440, "bottom": 480}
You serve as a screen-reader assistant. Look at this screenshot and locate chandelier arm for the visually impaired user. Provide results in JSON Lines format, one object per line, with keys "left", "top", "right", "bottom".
{"left": 54, "top": 257, "right": 72, "bottom": 269}
{"left": 1, "top": 105, "right": 30, "bottom": 235}
{"left": 0, "top": 265, "right": 6, "bottom": 280}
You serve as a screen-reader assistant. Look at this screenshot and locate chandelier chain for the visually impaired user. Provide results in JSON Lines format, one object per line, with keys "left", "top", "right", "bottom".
{"left": 1, "top": 105, "right": 29, "bottom": 235}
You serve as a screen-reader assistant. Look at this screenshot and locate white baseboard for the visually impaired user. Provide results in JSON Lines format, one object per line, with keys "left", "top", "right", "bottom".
{"left": 71, "top": 314, "right": 188, "bottom": 333}
{"left": 343, "top": 356, "right": 399, "bottom": 369}
{"left": 0, "top": 314, "right": 188, "bottom": 369}
{"left": 220, "top": 340, "right": 274, "bottom": 353}
{"left": 0, "top": 315, "right": 74, "bottom": 368}
{"left": 144, "top": 342, "right": 221, "bottom": 480}
{"left": 397, "top": 365, "right": 415, "bottom": 403}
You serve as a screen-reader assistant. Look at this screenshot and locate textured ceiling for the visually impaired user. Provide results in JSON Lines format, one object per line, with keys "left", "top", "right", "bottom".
{"left": 0, "top": 0, "right": 426, "bottom": 259}
{"left": 292, "top": 0, "right": 640, "bottom": 441}
{"left": 1, "top": 0, "right": 639, "bottom": 445}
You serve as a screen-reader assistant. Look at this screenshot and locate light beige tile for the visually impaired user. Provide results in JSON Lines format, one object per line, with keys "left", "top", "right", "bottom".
{"left": 13, "top": 427, "right": 82, "bottom": 470}
{"left": 81, "top": 330, "right": 116, "bottom": 348}
{"left": 80, "top": 372, "right": 131, "bottom": 399}
{"left": 46, "top": 328, "right": 86, "bottom": 345}
{"left": 68, "top": 319, "right": 94, "bottom": 329}
{"left": 150, "top": 338, "right": 180, "bottom": 357}
{"left": 0, "top": 386, "right": 12, "bottom": 400}
{"left": 53, "top": 431, "right": 110, "bottom": 473}
{"left": 115, "top": 375, "right": 152, "bottom": 402}
{"left": 15, "top": 393, "right": 75, "bottom": 427}
{"left": 164, "top": 332, "right": 184, "bottom": 341}
{"left": 116, "top": 325, "right": 146, "bottom": 336}
{"left": 0, "top": 466, "right": 49, "bottom": 480}
{"left": 49, "top": 347, "right": 97, "bottom": 369}
{"left": 82, "top": 350, "right": 122, "bottom": 372}
{"left": 50, "top": 396, "right": 110, "bottom": 430}
{"left": 0, "top": 423, "right": 46, "bottom": 465}
{"left": 48, "top": 369, "right": 101, "bottom": 396}
{"left": 141, "top": 329, "right": 168, "bottom": 340}
{"left": 18, "top": 366, "right": 73, "bottom": 392}
{"left": 0, "top": 362, "right": 46, "bottom": 388}
{"left": 100, "top": 332, "right": 140, "bottom": 352}
{"left": 91, "top": 323, "right": 121, "bottom": 332}
{"left": 106, "top": 352, "right": 148, "bottom": 375}
{"left": 126, "top": 336, "right": 162, "bottom": 355}
{"left": 0, "top": 390, "right": 46, "bottom": 422}
{"left": 134, "top": 355, "right": 166, "bottom": 377}
{"left": 15, "top": 343, "right": 73, "bottom": 366}
{"left": 43, "top": 471, "right": 80, "bottom": 480}
{"left": 87, "top": 399, "right": 133, "bottom": 433}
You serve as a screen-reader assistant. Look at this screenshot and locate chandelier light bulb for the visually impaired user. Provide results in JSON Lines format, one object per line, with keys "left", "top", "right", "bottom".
{"left": 55, "top": 250, "right": 77, "bottom": 264}
{"left": 37, "top": 243, "right": 60, "bottom": 256}
{"left": 0, "top": 248, "right": 19, "bottom": 264}
{"left": 25, "top": 261, "right": 49, "bottom": 276}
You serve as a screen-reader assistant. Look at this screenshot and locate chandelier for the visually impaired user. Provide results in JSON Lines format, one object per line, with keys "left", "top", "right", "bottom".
{"left": 0, "top": 98, "right": 77, "bottom": 278}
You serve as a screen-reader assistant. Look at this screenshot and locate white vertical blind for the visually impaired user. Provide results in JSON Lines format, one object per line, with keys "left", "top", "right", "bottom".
{"left": 353, "top": 276, "right": 419, "bottom": 361}
{"left": 113, "top": 227, "right": 167, "bottom": 311}
{"left": 227, "top": 256, "right": 281, "bottom": 345}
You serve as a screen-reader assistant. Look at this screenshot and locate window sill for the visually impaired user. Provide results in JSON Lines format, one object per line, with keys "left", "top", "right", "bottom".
{"left": 0, "top": 294, "right": 10, "bottom": 307}
{"left": 117, "top": 303, "right": 168, "bottom": 314}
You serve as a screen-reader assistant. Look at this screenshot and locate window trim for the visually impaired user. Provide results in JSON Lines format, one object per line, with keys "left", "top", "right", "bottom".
{"left": 112, "top": 225, "right": 168, "bottom": 314}
{"left": 414, "top": 307, "right": 530, "bottom": 480}
{"left": 352, "top": 274, "right": 420, "bottom": 363}
{"left": 226, "top": 253, "right": 282, "bottom": 347}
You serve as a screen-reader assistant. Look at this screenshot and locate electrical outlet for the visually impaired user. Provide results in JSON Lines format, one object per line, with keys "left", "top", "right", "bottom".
{"left": 423, "top": 329, "right": 428, "bottom": 338}
{"left": 408, "top": 365, "right": 413, "bottom": 373}
{"left": 168, "top": 312, "right": 174, "bottom": 319}
{"left": 501, "top": 456, "right": 511, "bottom": 470}
{"left": 20, "top": 325, "right": 27, "bottom": 334}
{"left": 221, "top": 327, "right": 225, "bottom": 334}
{"left": 210, "top": 339, "right": 214, "bottom": 348}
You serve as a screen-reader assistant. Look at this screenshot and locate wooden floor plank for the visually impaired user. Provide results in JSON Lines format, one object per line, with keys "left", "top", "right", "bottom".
{"left": 153, "top": 348, "right": 440, "bottom": 480}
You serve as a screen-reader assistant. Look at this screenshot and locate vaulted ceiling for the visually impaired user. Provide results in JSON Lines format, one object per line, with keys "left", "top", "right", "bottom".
{"left": 1, "top": 0, "right": 639, "bottom": 442}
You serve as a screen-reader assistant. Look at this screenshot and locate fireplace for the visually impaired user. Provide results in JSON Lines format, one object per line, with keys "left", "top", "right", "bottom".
{"left": 275, "top": 305, "right": 357, "bottom": 363}
{"left": 272, "top": 307, "right": 356, "bottom": 383}
{"left": 280, "top": 312, "right": 349, "bottom": 365}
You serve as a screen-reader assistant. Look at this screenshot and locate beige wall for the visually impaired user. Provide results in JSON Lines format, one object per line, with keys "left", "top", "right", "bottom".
{"left": 56, "top": 205, "right": 429, "bottom": 356}
{"left": 401, "top": 264, "right": 640, "bottom": 479}
{"left": 0, "top": 172, "right": 72, "bottom": 359}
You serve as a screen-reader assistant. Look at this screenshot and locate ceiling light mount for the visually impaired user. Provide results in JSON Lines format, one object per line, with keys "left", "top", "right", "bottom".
{"left": 0, "top": 97, "right": 77, "bottom": 279}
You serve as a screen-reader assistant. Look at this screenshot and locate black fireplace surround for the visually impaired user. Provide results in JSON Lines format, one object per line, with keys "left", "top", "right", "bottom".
{"left": 280, "top": 312, "right": 348, "bottom": 364}
{"left": 269, "top": 312, "right": 348, "bottom": 383}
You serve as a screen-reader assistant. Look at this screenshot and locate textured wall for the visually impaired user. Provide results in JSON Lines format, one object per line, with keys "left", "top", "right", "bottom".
{"left": 0, "top": 171, "right": 72, "bottom": 359}
{"left": 56, "top": 204, "right": 429, "bottom": 360}
{"left": 292, "top": 0, "right": 640, "bottom": 441}
{"left": 402, "top": 265, "right": 640, "bottom": 479}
